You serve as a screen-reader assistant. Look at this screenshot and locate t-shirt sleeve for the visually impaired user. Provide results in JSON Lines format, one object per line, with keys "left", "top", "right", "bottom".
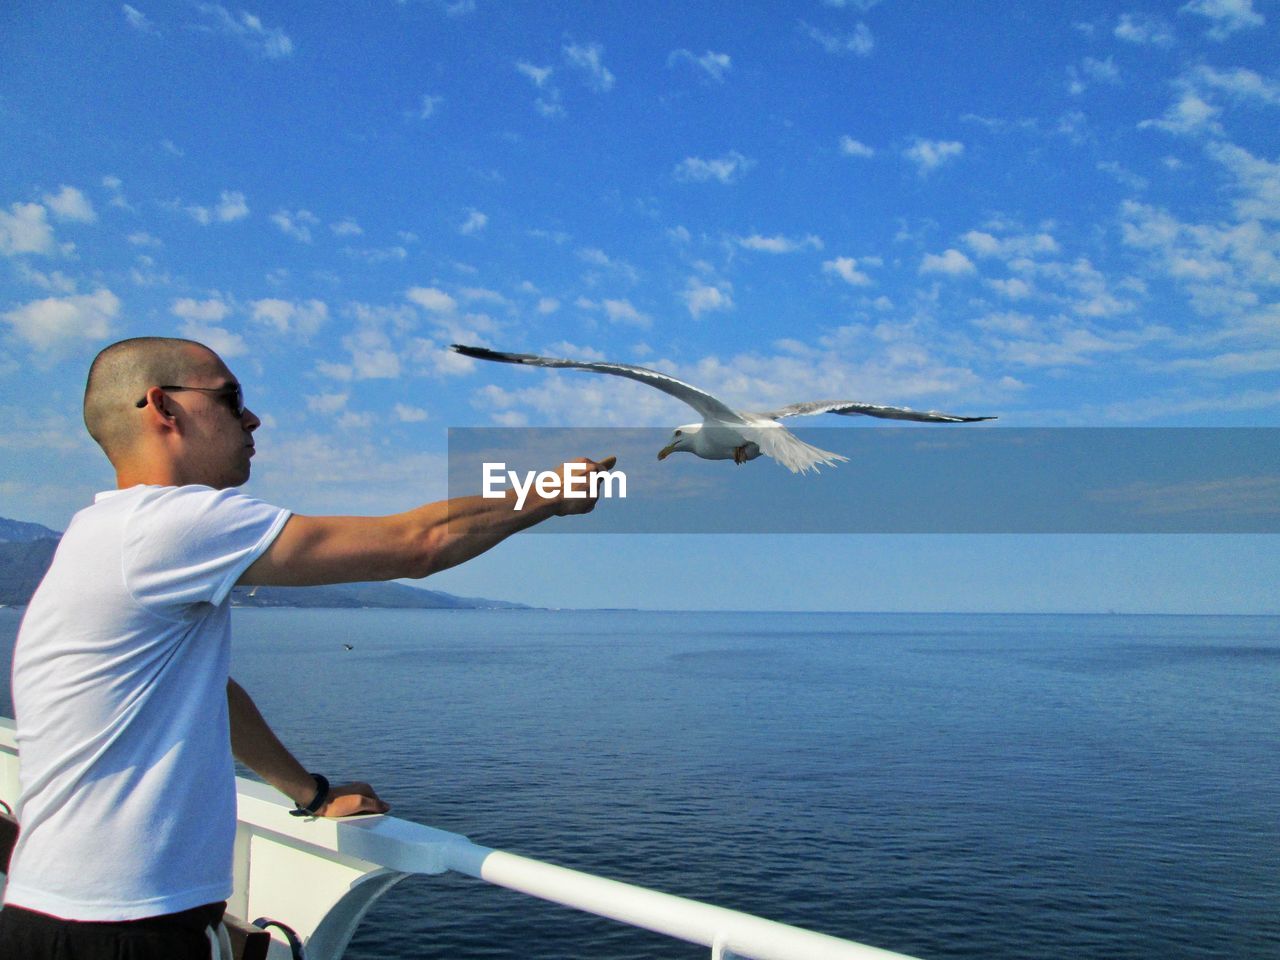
{"left": 123, "top": 486, "right": 291, "bottom": 612}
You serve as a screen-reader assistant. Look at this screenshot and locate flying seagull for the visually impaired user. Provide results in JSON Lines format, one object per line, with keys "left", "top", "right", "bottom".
{"left": 452, "top": 344, "right": 996, "bottom": 474}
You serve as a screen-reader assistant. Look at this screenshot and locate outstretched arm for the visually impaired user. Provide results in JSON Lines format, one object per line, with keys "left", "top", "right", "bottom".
{"left": 240, "top": 455, "right": 615, "bottom": 587}
{"left": 227, "top": 678, "right": 389, "bottom": 817}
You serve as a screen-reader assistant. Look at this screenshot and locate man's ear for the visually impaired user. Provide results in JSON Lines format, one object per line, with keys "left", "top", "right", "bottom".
{"left": 140, "top": 387, "right": 177, "bottom": 426}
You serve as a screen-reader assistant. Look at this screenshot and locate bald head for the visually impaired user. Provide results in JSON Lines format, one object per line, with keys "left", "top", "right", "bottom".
{"left": 84, "top": 337, "right": 220, "bottom": 460}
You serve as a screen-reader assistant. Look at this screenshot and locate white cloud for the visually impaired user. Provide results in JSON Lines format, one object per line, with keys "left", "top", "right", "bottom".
{"left": 349, "top": 341, "right": 401, "bottom": 380}
{"left": 988, "top": 323, "right": 1141, "bottom": 368}
{"left": 1056, "top": 110, "right": 1090, "bottom": 142}
{"left": 405, "top": 337, "right": 481, "bottom": 377}
{"left": 904, "top": 138, "right": 964, "bottom": 174}
{"left": 972, "top": 310, "right": 1037, "bottom": 335}
{"left": 407, "top": 286, "right": 458, "bottom": 313}
{"left": 515, "top": 62, "right": 563, "bottom": 117}
{"left": 123, "top": 4, "right": 158, "bottom": 35}
{"left": 171, "top": 296, "right": 231, "bottom": 322}
{"left": 682, "top": 277, "right": 734, "bottom": 318}
{"left": 417, "top": 94, "right": 443, "bottom": 119}
{"left": 347, "top": 301, "right": 419, "bottom": 334}
{"left": 1124, "top": 198, "right": 1272, "bottom": 320}
{"left": 988, "top": 277, "right": 1035, "bottom": 300}
{"left": 178, "top": 323, "right": 247, "bottom": 358}
{"left": 1208, "top": 142, "right": 1280, "bottom": 221}
{"left": 3, "top": 289, "right": 120, "bottom": 351}
{"left": 920, "top": 249, "right": 976, "bottom": 276}
{"left": 1098, "top": 160, "right": 1150, "bottom": 191}
{"left": 529, "top": 227, "right": 571, "bottom": 245}
{"left": 460, "top": 287, "right": 509, "bottom": 307}
{"left": 802, "top": 22, "right": 875, "bottom": 57}
{"left": 668, "top": 49, "right": 732, "bottom": 82}
{"left": 600, "top": 298, "right": 650, "bottom": 328}
{"left": 962, "top": 229, "right": 1060, "bottom": 259}
{"left": 315, "top": 360, "right": 352, "bottom": 382}
{"left": 395, "top": 403, "right": 429, "bottom": 422}
{"left": 197, "top": 4, "right": 294, "bottom": 58}
{"left": 43, "top": 185, "right": 97, "bottom": 223}
{"left": 1193, "top": 65, "right": 1280, "bottom": 105}
{"left": 270, "top": 208, "right": 319, "bottom": 242}
{"left": 344, "top": 245, "right": 408, "bottom": 264}
{"left": 738, "top": 233, "right": 822, "bottom": 254}
{"left": 1035, "top": 257, "right": 1141, "bottom": 320}
{"left": 250, "top": 298, "right": 327, "bottom": 337}
{"left": 962, "top": 231, "right": 1002, "bottom": 257}
{"left": 537, "top": 297, "right": 560, "bottom": 314}
{"left": 0, "top": 202, "right": 56, "bottom": 256}
{"left": 1069, "top": 56, "right": 1121, "bottom": 94}
{"left": 128, "top": 255, "right": 170, "bottom": 288}
{"left": 1138, "top": 89, "right": 1222, "bottom": 136}
{"left": 330, "top": 218, "right": 363, "bottom": 237}
{"left": 839, "top": 135, "right": 875, "bottom": 158}
{"left": 102, "top": 175, "right": 132, "bottom": 210}
{"left": 187, "top": 190, "right": 249, "bottom": 225}
{"left": 306, "top": 392, "right": 349, "bottom": 415}
{"left": 1180, "top": 0, "right": 1265, "bottom": 40}
{"left": 823, "top": 256, "right": 874, "bottom": 286}
{"left": 1115, "top": 12, "right": 1176, "bottom": 45}
{"left": 516, "top": 61, "right": 553, "bottom": 88}
{"left": 563, "top": 42, "right": 615, "bottom": 92}
{"left": 433, "top": 0, "right": 476, "bottom": 17}
{"left": 1164, "top": 349, "right": 1280, "bottom": 376}
{"left": 577, "top": 247, "right": 640, "bottom": 283}
{"left": 534, "top": 95, "right": 566, "bottom": 119}
{"left": 471, "top": 371, "right": 683, "bottom": 428}
{"left": 673, "top": 151, "right": 754, "bottom": 184}
{"left": 14, "top": 263, "right": 77, "bottom": 294}
{"left": 459, "top": 209, "right": 488, "bottom": 235}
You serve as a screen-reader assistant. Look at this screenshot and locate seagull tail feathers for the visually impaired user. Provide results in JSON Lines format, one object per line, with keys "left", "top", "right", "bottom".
{"left": 753, "top": 426, "right": 849, "bottom": 474}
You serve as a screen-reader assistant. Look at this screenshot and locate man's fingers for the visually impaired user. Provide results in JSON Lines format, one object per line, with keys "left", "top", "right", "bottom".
{"left": 595, "top": 455, "right": 617, "bottom": 471}
{"left": 320, "top": 782, "right": 391, "bottom": 817}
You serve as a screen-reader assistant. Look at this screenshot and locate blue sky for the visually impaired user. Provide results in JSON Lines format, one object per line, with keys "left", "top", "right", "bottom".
{"left": 1, "top": 1, "right": 1277, "bottom": 612}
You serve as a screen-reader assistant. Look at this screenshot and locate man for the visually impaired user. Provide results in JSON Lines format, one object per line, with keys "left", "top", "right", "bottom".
{"left": 0, "top": 336, "right": 612, "bottom": 959}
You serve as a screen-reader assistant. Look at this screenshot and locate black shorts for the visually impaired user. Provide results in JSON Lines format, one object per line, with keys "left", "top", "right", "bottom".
{"left": 0, "top": 901, "right": 227, "bottom": 960}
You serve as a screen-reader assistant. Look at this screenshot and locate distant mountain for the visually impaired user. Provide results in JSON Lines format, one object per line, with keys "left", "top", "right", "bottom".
{"left": 228, "top": 582, "right": 527, "bottom": 609}
{"left": 0, "top": 518, "right": 61, "bottom": 543}
{"left": 0, "top": 516, "right": 528, "bottom": 610}
{"left": 0, "top": 540, "right": 60, "bottom": 606}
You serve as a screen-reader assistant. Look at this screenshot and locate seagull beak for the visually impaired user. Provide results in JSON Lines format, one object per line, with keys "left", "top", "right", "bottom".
{"left": 657, "top": 443, "right": 677, "bottom": 461}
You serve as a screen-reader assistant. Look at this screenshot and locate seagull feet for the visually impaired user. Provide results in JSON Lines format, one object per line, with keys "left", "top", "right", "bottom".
{"left": 733, "top": 445, "right": 749, "bottom": 465}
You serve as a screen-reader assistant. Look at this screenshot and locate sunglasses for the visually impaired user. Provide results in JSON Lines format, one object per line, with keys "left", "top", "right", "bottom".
{"left": 135, "top": 384, "right": 246, "bottom": 418}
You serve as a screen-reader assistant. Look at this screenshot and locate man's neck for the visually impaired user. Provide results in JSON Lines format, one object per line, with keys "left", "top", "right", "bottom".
{"left": 115, "top": 462, "right": 187, "bottom": 489}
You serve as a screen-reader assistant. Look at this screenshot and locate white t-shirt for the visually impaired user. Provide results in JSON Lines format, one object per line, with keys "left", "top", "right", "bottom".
{"left": 6, "top": 485, "right": 290, "bottom": 921}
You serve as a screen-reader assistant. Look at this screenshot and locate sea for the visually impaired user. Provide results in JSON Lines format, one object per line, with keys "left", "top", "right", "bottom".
{"left": 1, "top": 607, "right": 1277, "bottom": 960}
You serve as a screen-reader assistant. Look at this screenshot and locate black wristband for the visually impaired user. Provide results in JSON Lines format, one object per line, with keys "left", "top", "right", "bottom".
{"left": 288, "top": 773, "right": 330, "bottom": 817}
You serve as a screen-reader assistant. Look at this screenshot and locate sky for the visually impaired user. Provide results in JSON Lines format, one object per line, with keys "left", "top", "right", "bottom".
{"left": 1, "top": 1, "right": 1277, "bottom": 612}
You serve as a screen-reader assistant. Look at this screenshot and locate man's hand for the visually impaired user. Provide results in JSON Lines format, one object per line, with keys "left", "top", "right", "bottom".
{"left": 317, "top": 781, "right": 390, "bottom": 817}
{"left": 547, "top": 455, "right": 618, "bottom": 516}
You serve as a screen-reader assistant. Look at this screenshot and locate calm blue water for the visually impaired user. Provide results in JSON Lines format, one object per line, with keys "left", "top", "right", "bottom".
{"left": 2, "top": 608, "right": 1277, "bottom": 959}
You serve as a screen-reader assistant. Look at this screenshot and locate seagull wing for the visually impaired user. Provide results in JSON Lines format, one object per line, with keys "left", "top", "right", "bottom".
{"left": 759, "top": 400, "right": 997, "bottom": 424}
{"left": 451, "top": 344, "right": 748, "bottom": 424}
{"left": 745, "top": 423, "right": 849, "bottom": 474}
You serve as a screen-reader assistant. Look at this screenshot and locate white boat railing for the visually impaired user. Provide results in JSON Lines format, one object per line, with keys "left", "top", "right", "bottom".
{"left": 0, "top": 718, "right": 918, "bottom": 960}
